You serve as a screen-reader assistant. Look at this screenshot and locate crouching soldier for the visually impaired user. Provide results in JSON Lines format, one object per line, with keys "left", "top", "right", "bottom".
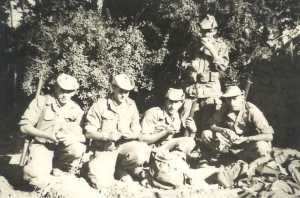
{"left": 19, "top": 74, "right": 86, "bottom": 187}
{"left": 201, "top": 85, "right": 274, "bottom": 162}
{"left": 85, "top": 73, "right": 141, "bottom": 188}
{"left": 114, "top": 88, "right": 196, "bottom": 186}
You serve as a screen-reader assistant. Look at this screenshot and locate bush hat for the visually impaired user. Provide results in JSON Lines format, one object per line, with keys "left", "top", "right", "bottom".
{"left": 222, "top": 86, "right": 243, "bottom": 98}
{"left": 112, "top": 73, "right": 135, "bottom": 91}
{"left": 199, "top": 15, "right": 218, "bottom": 30}
{"left": 57, "top": 73, "right": 79, "bottom": 91}
{"left": 165, "top": 88, "right": 185, "bottom": 101}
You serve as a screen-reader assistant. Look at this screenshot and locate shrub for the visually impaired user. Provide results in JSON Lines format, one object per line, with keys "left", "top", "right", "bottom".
{"left": 20, "top": 7, "right": 168, "bottom": 110}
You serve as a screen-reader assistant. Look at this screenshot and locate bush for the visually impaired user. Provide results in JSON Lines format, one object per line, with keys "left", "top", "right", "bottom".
{"left": 20, "top": 7, "right": 168, "bottom": 110}
{"left": 17, "top": 0, "right": 300, "bottom": 108}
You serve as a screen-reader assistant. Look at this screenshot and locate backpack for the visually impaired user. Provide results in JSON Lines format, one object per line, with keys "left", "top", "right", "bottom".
{"left": 148, "top": 150, "right": 190, "bottom": 189}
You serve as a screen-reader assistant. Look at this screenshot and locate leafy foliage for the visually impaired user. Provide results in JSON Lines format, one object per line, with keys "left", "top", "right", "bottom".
{"left": 11, "top": 0, "right": 300, "bottom": 109}
{"left": 19, "top": 5, "right": 168, "bottom": 109}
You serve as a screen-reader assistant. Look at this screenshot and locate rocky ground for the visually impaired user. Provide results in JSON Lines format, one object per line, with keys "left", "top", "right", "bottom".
{"left": 0, "top": 136, "right": 299, "bottom": 198}
{"left": 0, "top": 151, "right": 240, "bottom": 198}
{"left": 0, "top": 135, "right": 240, "bottom": 198}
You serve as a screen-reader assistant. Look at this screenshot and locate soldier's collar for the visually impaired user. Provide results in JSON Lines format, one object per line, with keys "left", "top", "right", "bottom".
{"left": 49, "top": 95, "right": 74, "bottom": 112}
{"left": 107, "top": 96, "right": 132, "bottom": 113}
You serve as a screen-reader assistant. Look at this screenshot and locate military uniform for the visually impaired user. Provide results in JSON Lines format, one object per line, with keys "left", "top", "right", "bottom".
{"left": 142, "top": 106, "right": 195, "bottom": 150}
{"left": 211, "top": 102, "right": 273, "bottom": 159}
{"left": 19, "top": 90, "right": 85, "bottom": 186}
{"left": 115, "top": 88, "right": 195, "bottom": 185}
{"left": 201, "top": 85, "right": 274, "bottom": 162}
{"left": 182, "top": 15, "right": 228, "bottom": 124}
{"left": 85, "top": 74, "right": 142, "bottom": 188}
{"left": 142, "top": 107, "right": 181, "bottom": 142}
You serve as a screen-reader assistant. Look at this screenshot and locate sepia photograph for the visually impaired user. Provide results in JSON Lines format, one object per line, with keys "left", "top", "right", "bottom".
{"left": 0, "top": 0, "right": 300, "bottom": 197}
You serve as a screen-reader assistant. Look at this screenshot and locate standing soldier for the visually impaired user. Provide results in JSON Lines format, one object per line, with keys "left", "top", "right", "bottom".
{"left": 182, "top": 14, "right": 228, "bottom": 129}
{"left": 19, "top": 73, "right": 86, "bottom": 187}
{"left": 201, "top": 85, "right": 274, "bottom": 162}
{"left": 85, "top": 73, "right": 141, "bottom": 188}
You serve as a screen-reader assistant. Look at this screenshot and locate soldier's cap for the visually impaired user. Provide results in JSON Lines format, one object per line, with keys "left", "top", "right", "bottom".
{"left": 199, "top": 15, "right": 218, "bottom": 30}
{"left": 222, "top": 86, "right": 243, "bottom": 98}
{"left": 112, "top": 73, "right": 135, "bottom": 91}
{"left": 57, "top": 73, "right": 79, "bottom": 91}
{"left": 165, "top": 88, "right": 185, "bottom": 101}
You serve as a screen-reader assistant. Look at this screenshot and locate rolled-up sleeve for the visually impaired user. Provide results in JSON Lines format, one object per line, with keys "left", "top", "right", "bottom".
{"left": 19, "top": 96, "right": 44, "bottom": 127}
{"left": 249, "top": 104, "right": 274, "bottom": 134}
{"left": 85, "top": 102, "right": 102, "bottom": 134}
{"left": 130, "top": 103, "right": 141, "bottom": 134}
{"left": 141, "top": 108, "right": 159, "bottom": 134}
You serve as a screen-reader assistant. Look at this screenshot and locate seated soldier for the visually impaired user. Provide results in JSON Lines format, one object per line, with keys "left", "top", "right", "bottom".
{"left": 114, "top": 88, "right": 196, "bottom": 184}
{"left": 19, "top": 73, "right": 86, "bottom": 187}
{"left": 139, "top": 88, "right": 196, "bottom": 151}
{"left": 200, "top": 85, "right": 274, "bottom": 163}
{"left": 85, "top": 73, "right": 141, "bottom": 188}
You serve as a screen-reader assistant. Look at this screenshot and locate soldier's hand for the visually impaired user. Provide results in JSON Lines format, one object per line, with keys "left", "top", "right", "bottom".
{"left": 233, "top": 136, "right": 248, "bottom": 145}
{"left": 167, "top": 129, "right": 178, "bottom": 136}
{"left": 48, "top": 132, "right": 59, "bottom": 144}
{"left": 185, "top": 117, "right": 197, "bottom": 133}
{"left": 121, "top": 132, "right": 139, "bottom": 140}
{"left": 55, "top": 131, "right": 76, "bottom": 146}
{"left": 216, "top": 132, "right": 231, "bottom": 147}
{"left": 109, "top": 132, "right": 122, "bottom": 142}
{"left": 201, "top": 130, "right": 213, "bottom": 143}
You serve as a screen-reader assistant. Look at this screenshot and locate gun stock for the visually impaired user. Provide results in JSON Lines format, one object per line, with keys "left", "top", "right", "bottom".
{"left": 19, "top": 74, "right": 44, "bottom": 167}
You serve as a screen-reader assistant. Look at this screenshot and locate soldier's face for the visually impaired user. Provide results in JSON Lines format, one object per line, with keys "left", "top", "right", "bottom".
{"left": 202, "top": 28, "right": 217, "bottom": 38}
{"left": 112, "top": 86, "right": 130, "bottom": 104}
{"left": 55, "top": 86, "right": 75, "bottom": 106}
{"left": 165, "top": 99, "right": 183, "bottom": 115}
{"left": 225, "top": 95, "right": 244, "bottom": 112}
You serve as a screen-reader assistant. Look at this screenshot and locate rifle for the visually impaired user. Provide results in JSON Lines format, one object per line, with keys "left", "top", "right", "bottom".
{"left": 19, "top": 74, "right": 44, "bottom": 166}
{"left": 233, "top": 76, "right": 252, "bottom": 135}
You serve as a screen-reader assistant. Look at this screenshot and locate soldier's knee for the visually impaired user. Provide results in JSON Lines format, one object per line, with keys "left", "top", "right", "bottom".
{"left": 177, "top": 137, "right": 196, "bottom": 153}
{"left": 256, "top": 141, "right": 272, "bottom": 156}
{"left": 23, "top": 164, "right": 50, "bottom": 185}
{"left": 118, "top": 142, "right": 151, "bottom": 167}
{"left": 66, "top": 143, "right": 86, "bottom": 158}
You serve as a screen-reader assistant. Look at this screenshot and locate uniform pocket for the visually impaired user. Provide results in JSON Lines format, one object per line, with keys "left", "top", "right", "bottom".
{"left": 101, "top": 111, "right": 117, "bottom": 133}
{"left": 43, "top": 109, "right": 56, "bottom": 121}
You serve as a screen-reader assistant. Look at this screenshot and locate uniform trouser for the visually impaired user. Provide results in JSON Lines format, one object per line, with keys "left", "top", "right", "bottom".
{"left": 216, "top": 141, "right": 272, "bottom": 187}
{"left": 23, "top": 142, "right": 86, "bottom": 186}
{"left": 181, "top": 81, "right": 222, "bottom": 125}
{"left": 233, "top": 141, "right": 272, "bottom": 161}
{"left": 88, "top": 141, "right": 149, "bottom": 188}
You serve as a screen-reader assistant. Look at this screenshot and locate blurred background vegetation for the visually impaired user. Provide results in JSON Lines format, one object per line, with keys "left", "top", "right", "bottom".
{"left": 0, "top": 0, "right": 300, "bottom": 150}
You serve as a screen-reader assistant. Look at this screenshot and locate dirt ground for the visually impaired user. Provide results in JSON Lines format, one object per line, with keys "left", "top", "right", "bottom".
{"left": 0, "top": 135, "right": 239, "bottom": 198}
{"left": 0, "top": 137, "right": 298, "bottom": 198}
